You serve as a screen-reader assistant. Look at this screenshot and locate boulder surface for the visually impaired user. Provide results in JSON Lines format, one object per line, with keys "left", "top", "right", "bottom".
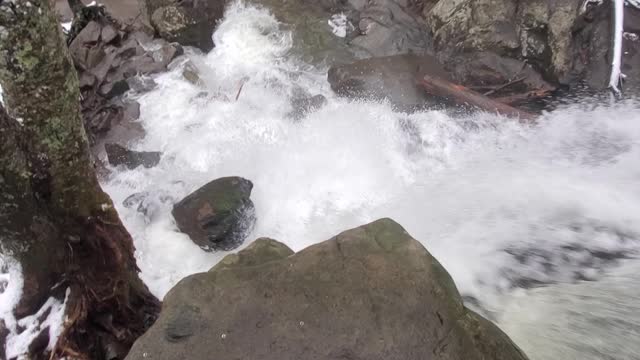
{"left": 126, "top": 219, "right": 528, "bottom": 360}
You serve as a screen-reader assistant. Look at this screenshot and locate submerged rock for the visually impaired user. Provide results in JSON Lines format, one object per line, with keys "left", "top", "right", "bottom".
{"left": 126, "top": 219, "right": 529, "bottom": 360}
{"left": 288, "top": 93, "right": 327, "bottom": 120}
{"left": 105, "top": 143, "right": 162, "bottom": 169}
{"left": 123, "top": 190, "right": 177, "bottom": 222}
{"left": 328, "top": 54, "right": 450, "bottom": 110}
{"left": 181, "top": 61, "right": 204, "bottom": 86}
{"left": 172, "top": 177, "right": 256, "bottom": 251}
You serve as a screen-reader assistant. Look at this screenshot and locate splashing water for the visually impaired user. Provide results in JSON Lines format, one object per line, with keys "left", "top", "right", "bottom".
{"left": 101, "top": 2, "right": 640, "bottom": 358}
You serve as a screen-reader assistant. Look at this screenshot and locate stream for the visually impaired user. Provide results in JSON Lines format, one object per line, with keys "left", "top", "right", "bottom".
{"left": 101, "top": 2, "right": 640, "bottom": 359}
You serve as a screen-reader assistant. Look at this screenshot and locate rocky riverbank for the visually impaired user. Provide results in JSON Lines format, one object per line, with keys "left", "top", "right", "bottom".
{"left": 2, "top": 0, "right": 638, "bottom": 359}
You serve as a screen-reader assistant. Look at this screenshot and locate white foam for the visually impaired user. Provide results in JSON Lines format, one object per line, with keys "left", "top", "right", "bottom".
{"left": 105, "top": 1, "right": 640, "bottom": 299}
{"left": 499, "top": 261, "right": 640, "bottom": 359}
{"left": 100, "top": 2, "right": 640, "bottom": 357}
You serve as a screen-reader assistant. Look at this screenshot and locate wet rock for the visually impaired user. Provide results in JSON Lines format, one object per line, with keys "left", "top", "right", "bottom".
{"left": 123, "top": 190, "right": 177, "bottom": 222}
{"left": 209, "top": 238, "right": 294, "bottom": 273}
{"left": 348, "top": 0, "right": 431, "bottom": 58}
{"left": 182, "top": 61, "right": 203, "bottom": 86}
{"left": 626, "top": 6, "right": 640, "bottom": 33}
{"left": 127, "top": 75, "right": 158, "bottom": 93}
{"left": 123, "top": 192, "right": 151, "bottom": 210}
{"left": 125, "top": 219, "right": 529, "bottom": 360}
{"left": 101, "top": 24, "right": 119, "bottom": 44}
{"left": 328, "top": 54, "right": 450, "bottom": 109}
{"left": 623, "top": 35, "right": 640, "bottom": 94}
{"left": 569, "top": 2, "right": 640, "bottom": 93}
{"left": 0, "top": 320, "right": 8, "bottom": 360}
{"left": 151, "top": 1, "right": 225, "bottom": 51}
{"left": 424, "top": 0, "right": 639, "bottom": 93}
{"left": 88, "top": 99, "right": 144, "bottom": 158}
{"left": 69, "top": 21, "right": 103, "bottom": 69}
{"left": 164, "top": 305, "right": 201, "bottom": 343}
{"left": 123, "top": 100, "right": 141, "bottom": 120}
{"left": 288, "top": 93, "right": 327, "bottom": 120}
{"left": 105, "top": 143, "right": 162, "bottom": 169}
{"left": 152, "top": 42, "right": 184, "bottom": 68}
{"left": 451, "top": 51, "right": 556, "bottom": 94}
{"left": 67, "top": 12, "right": 181, "bottom": 144}
{"left": 250, "top": 0, "right": 357, "bottom": 64}
{"left": 171, "top": 177, "right": 256, "bottom": 251}
{"left": 55, "top": 0, "right": 148, "bottom": 28}
{"left": 99, "top": 78, "right": 130, "bottom": 98}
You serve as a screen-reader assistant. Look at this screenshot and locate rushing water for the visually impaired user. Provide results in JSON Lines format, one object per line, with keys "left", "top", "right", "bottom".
{"left": 100, "top": 2, "right": 640, "bottom": 359}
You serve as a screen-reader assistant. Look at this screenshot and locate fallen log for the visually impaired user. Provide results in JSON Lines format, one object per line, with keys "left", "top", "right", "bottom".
{"left": 418, "top": 75, "right": 537, "bottom": 122}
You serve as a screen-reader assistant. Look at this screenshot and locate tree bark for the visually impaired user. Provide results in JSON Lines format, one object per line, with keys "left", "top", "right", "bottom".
{"left": 419, "top": 75, "right": 537, "bottom": 122}
{"left": 0, "top": 0, "right": 159, "bottom": 359}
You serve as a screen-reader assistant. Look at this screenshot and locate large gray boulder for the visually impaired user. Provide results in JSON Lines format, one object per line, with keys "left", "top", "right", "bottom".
{"left": 425, "top": 0, "right": 639, "bottom": 92}
{"left": 348, "top": 0, "right": 431, "bottom": 58}
{"left": 126, "top": 219, "right": 529, "bottom": 360}
{"left": 172, "top": 177, "right": 256, "bottom": 251}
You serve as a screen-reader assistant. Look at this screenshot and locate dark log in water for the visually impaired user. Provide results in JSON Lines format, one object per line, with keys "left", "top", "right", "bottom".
{"left": 419, "top": 75, "right": 537, "bottom": 122}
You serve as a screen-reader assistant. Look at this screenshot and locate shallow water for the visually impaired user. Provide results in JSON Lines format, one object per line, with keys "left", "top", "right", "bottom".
{"left": 100, "top": 2, "right": 640, "bottom": 358}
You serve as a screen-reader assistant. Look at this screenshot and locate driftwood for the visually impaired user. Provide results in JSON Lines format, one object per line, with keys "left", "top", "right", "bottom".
{"left": 418, "top": 75, "right": 537, "bottom": 122}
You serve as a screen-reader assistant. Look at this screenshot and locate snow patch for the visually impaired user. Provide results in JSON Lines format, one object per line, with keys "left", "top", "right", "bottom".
{"left": 328, "top": 13, "right": 353, "bottom": 38}
{"left": 0, "top": 256, "right": 69, "bottom": 359}
{"left": 61, "top": 21, "right": 72, "bottom": 33}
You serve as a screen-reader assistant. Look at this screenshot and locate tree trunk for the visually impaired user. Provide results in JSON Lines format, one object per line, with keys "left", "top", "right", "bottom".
{"left": 68, "top": 0, "right": 85, "bottom": 15}
{"left": 0, "top": 0, "right": 159, "bottom": 359}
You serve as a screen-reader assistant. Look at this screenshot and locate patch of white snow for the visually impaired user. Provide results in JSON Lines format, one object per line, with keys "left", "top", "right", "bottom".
{"left": 328, "top": 13, "right": 353, "bottom": 38}
{"left": 0, "top": 256, "right": 69, "bottom": 359}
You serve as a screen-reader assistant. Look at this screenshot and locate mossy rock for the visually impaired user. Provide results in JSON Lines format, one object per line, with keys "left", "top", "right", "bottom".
{"left": 171, "top": 176, "right": 255, "bottom": 251}
{"left": 127, "top": 218, "right": 528, "bottom": 360}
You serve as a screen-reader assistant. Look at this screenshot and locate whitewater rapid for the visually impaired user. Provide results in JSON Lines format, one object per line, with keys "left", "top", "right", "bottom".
{"left": 100, "top": 2, "right": 640, "bottom": 359}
